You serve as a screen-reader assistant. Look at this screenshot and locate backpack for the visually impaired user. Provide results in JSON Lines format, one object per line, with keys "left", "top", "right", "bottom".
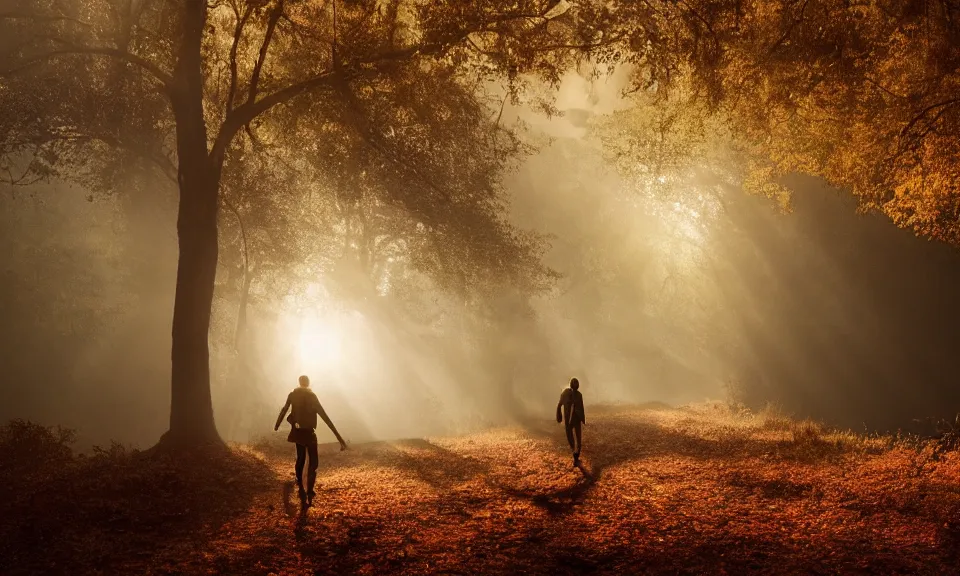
{"left": 286, "top": 390, "right": 300, "bottom": 428}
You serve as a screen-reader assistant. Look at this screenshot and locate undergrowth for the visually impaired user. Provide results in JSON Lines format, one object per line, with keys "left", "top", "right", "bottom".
{"left": 0, "top": 420, "right": 274, "bottom": 576}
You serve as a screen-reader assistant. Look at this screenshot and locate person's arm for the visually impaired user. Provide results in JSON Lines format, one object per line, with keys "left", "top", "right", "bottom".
{"left": 317, "top": 402, "right": 347, "bottom": 450}
{"left": 556, "top": 389, "right": 567, "bottom": 423}
{"left": 274, "top": 395, "right": 292, "bottom": 431}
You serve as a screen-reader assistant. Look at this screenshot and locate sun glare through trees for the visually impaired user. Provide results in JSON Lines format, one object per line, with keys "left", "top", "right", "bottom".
{"left": 297, "top": 312, "right": 346, "bottom": 373}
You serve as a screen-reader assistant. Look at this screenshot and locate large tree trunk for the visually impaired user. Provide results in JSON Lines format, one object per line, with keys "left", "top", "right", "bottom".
{"left": 165, "top": 159, "right": 221, "bottom": 445}
{"left": 161, "top": 0, "right": 222, "bottom": 446}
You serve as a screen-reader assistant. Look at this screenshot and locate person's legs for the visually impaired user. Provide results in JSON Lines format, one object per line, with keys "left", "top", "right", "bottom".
{"left": 295, "top": 444, "right": 307, "bottom": 495}
{"left": 573, "top": 421, "right": 582, "bottom": 457}
{"left": 564, "top": 422, "right": 576, "bottom": 452}
{"left": 306, "top": 443, "right": 319, "bottom": 498}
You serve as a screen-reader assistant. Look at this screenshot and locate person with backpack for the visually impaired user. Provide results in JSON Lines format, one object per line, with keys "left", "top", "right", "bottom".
{"left": 275, "top": 375, "right": 347, "bottom": 505}
{"left": 556, "top": 377, "right": 586, "bottom": 466}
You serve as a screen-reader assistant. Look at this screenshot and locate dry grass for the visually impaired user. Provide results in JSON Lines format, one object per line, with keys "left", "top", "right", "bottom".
{"left": 3, "top": 405, "right": 960, "bottom": 575}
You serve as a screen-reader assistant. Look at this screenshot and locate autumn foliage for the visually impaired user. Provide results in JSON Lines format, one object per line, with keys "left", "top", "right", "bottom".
{"left": 3, "top": 404, "right": 959, "bottom": 574}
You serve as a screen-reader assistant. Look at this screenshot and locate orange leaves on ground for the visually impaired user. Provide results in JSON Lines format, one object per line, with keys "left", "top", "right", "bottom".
{"left": 5, "top": 407, "right": 960, "bottom": 574}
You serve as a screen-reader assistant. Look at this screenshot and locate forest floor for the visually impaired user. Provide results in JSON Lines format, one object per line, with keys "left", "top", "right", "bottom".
{"left": 3, "top": 403, "right": 960, "bottom": 575}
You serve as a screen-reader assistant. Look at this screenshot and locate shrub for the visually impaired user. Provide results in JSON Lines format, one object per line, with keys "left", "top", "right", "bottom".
{"left": 0, "top": 420, "right": 75, "bottom": 481}
{"left": 932, "top": 414, "right": 960, "bottom": 460}
{"left": 790, "top": 419, "right": 824, "bottom": 444}
{"left": 759, "top": 404, "right": 793, "bottom": 432}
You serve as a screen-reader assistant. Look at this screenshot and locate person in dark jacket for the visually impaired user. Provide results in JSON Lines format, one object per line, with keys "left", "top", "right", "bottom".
{"left": 275, "top": 375, "right": 347, "bottom": 504}
{"left": 556, "top": 377, "right": 585, "bottom": 466}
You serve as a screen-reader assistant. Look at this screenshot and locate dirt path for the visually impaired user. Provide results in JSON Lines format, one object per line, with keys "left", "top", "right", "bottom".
{"left": 4, "top": 405, "right": 959, "bottom": 575}
{"left": 181, "top": 406, "right": 960, "bottom": 575}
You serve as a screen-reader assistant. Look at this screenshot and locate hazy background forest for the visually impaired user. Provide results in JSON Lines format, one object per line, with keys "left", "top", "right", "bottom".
{"left": 4, "top": 62, "right": 960, "bottom": 449}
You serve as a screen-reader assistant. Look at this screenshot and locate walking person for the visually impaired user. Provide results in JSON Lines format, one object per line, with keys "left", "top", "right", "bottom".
{"left": 275, "top": 375, "right": 347, "bottom": 505}
{"left": 556, "top": 377, "right": 585, "bottom": 466}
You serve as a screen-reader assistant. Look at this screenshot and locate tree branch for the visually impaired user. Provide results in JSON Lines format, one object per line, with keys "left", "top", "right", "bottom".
{"left": 863, "top": 76, "right": 908, "bottom": 100}
{"left": 221, "top": 193, "right": 249, "bottom": 276}
{"left": 1, "top": 143, "right": 43, "bottom": 186}
{"left": 890, "top": 98, "right": 960, "bottom": 165}
{"left": 350, "top": 8, "right": 562, "bottom": 64}
{"left": 1, "top": 131, "right": 177, "bottom": 186}
{"left": 523, "top": 36, "right": 627, "bottom": 53}
{"left": 208, "top": 6, "right": 576, "bottom": 168}
{"left": 247, "top": 0, "right": 285, "bottom": 105}
{"left": 210, "top": 69, "right": 337, "bottom": 163}
{"left": 676, "top": 0, "right": 721, "bottom": 50}
{"left": 899, "top": 97, "right": 960, "bottom": 141}
{"left": 221, "top": 192, "right": 252, "bottom": 352}
{"left": 226, "top": 4, "right": 254, "bottom": 114}
{"left": 767, "top": 0, "right": 810, "bottom": 55}
{"left": 0, "top": 11, "right": 92, "bottom": 27}
{"left": 1, "top": 46, "right": 173, "bottom": 89}
{"left": 335, "top": 79, "right": 453, "bottom": 208}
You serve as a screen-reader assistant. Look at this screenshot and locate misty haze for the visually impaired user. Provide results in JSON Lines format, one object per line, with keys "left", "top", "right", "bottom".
{"left": 3, "top": 1, "right": 960, "bottom": 574}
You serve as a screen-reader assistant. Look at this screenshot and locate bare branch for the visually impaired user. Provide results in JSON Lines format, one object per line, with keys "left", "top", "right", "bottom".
{"left": 0, "top": 131, "right": 177, "bottom": 186}
{"left": 889, "top": 97, "right": 960, "bottom": 165}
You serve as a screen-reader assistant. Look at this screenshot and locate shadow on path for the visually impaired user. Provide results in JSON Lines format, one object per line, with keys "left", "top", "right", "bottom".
{"left": 498, "top": 462, "right": 599, "bottom": 515}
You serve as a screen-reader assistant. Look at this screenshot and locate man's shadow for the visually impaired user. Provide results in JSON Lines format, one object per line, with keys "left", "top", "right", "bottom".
{"left": 497, "top": 459, "right": 600, "bottom": 516}
{"left": 281, "top": 480, "right": 313, "bottom": 543}
{"left": 575, "top": 460, "right": 596, "bottom": 482}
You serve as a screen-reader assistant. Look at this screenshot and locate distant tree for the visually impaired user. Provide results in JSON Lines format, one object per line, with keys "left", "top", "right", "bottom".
{"left": 0, "top": 189, "right": 129, "bottom": 390}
